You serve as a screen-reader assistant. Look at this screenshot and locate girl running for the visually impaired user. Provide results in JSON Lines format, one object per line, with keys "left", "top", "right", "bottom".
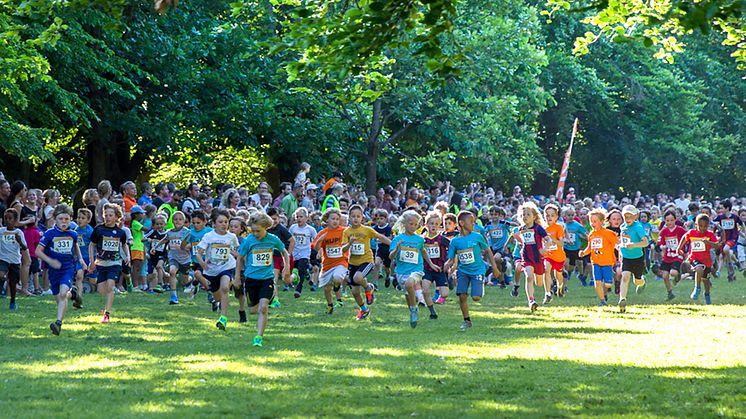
{"left": 513, "top": 202, "right": 550, "bottom": 311}
{"left": 312, "top": 208, "right": 348, "bottom": 314}
{"left": 657, "top": 209, "right": 687, "bottom": 300}
{"left": 422, "top": 211, "right": 449, "bottom": 316}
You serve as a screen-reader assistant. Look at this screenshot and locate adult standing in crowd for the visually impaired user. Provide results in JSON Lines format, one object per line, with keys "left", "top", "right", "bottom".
{"left": 182, "top": 182, "right": 201, "bottom": 216}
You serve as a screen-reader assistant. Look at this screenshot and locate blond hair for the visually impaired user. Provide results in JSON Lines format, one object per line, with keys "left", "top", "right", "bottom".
{"left": 249, "top": 212, "right": 273, "bottom": 229}
{"left": 393, "top": 210, "right": 421, "bottom": 234}
{"left": 517, "top": 201, "right": 545, "bottom": 227}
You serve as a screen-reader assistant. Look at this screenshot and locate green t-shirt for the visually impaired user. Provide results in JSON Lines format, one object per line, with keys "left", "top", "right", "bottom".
{"left": 131, "top": 219, "right": 144, "bottom": 251}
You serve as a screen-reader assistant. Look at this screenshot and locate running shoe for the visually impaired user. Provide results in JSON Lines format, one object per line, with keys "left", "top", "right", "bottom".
{"left": 239, "top": 310, "right": 247, "bottom": 323}
{"left": 429, "top": 312, "right": 438, "bottom": 320}
{"left": 326, "top": 305, "right": 334, "bottom": 315}
{"left": 356, "top": 308, "right": 370, "bottom": 320}
{"left": 635, "top": 277, "right": 646, "bottom": 294}
{"left": 459, "top": 320, "right": 472, "bottom": 331}
{"left": 169, "top": 295, "right": 179, "bottom": 305}
{"left": 704, "top": 294, "right": 712, "bottom": 305}
{"left": 270, "top": 298, "right": 281, "bottom": 309}
{"left": 152, "top": 285, "right": 164, "bottom": 294}
{"left": 409, "top": 308, "right": 418, "bottom": 328}
{"left": 529, "top": 300, "right": 538, "bottom": 312}
{"left": 207, "top": 292, "right": 215, "bottom": 304}
{"left": 432, "top": 290, "right": 440, "bottom": 301}
{"left": 310, "top": 284, "right": 317, "bottom": 292}
{"left": 50, "top": 320, "right": 61, "bottom": 335}
{"left": 253, "top": 335, "right": 263, "bottom": 347}
{"left": 8, "top": 302, "right": 16, "bottom": 311}
{"left": 434, "top": 297, "right": 447, "bottom": 304}
{"left": 72, "top": 291, "right": 83, "bottom": 309}
{"left": 511, "top": 285, "right": 519, "bottom": 297}
{"left": 598, "top": 300, "right": 608, "bottom": 307}
{"left": 365, "top": 287, "right": 375, "bottom": 305}
{"left": 334, "top": 300, "right": 344, "bottom": 308}
{"left": 619, "top": 299, "right": 627, "bottom": 313}
{"left": 690, "top": 287, "right": 700, "bottom": 300}
{"left": 282, "top": 285, "right": 290, "bottom": 292}
{"left": 384, "top": 277, "right": 391, "bottom": 288}
{"left": 667, "top": 291, "right": 675, "bottom": 301}
{"left": 294, "top": 290, "right": 301, "bottom": 299}
{"left": 543, "top": 294, "right": 552, "bottom": 305}
{"left": 578, "top": 275, "right": 587, "bottom": 287}
{"left": 184, "top": 284, "right": 194, "bottom": 294}
{"left": 211, "top": 300, "right": 220, "bottom": 312}
{"left": 101, "top": 310, "right": 110, "bottom": 323}
{"left": 216, "top": 315, "right": 227, "bottom": 330}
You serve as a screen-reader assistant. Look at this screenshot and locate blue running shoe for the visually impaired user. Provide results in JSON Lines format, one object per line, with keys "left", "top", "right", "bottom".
{"left": 409, "top": 308, "right": 418, "bottom": 328}
{"left": 690, "top": 287, "right": 700, "bottom": 300}
{"left": 704, "top": 294, "right": 711, "bottom": 305}
{"left": 9, "top": 302, "right": 17, "bottom": 311}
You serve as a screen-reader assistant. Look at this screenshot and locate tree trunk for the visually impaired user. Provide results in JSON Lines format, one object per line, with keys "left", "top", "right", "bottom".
{"left": 365, "top": 98, "right": 383, "bottom": 195}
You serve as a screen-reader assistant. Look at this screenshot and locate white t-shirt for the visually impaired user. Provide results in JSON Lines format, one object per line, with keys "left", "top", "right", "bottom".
{"left": 0, "top": 227, "right": 27, "bottom": 265}
{"left": 289, "top": 224, "right": 317, "bottom": 260}
{"left": 197, "top": 231, "right": 239, "bottom": 276}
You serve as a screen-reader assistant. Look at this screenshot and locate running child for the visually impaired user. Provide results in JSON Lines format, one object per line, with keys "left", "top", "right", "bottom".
{"left": 562, "top": 207, "right": 587, "bottom": 287}
{"left": 445, "top": 210, "right": 500, "bottom": 331}
{"left": 160, "top": 211, "right": 191, "bottom": 305}
{"left": 713, "top": 200, "right": 742, "bottom": 281}
{"left": 513, "top": 202, "right": 550, "bottom": 311}
{"left": 657, "top": 209, "right": 686, "bottom": 300}
{"left": 196, "top": 208, "right": 240, "bottom": 330}
{"left": 423, "top": 211, "right": 450, "bottom": 309}
{"left": 181, "top": 210, "right": 213, "bottom": 300}
{"left": 677, "top": 213, "right": 721, "bottom": 304}
{"left": 485, "top": 207, "right": 512, "bottom": 287}
{"left": 88, "top": 203, "right": 129, "bottom": 323}
{"left": 312, "top": 208, "right": 348, "bottom": 314}
{"left": 372, "top": 209, "right": 393, "bottom": 288}
{"left": 36, "top": 204, "right": 86, "bottom": 335}
{"left": 579, "top": 208, "right": 618, "bottom": 306}
{"left": 543, "top": 204, "right": 567, "bottom": 297}
{"left": 0, "top": 209, "right": 30, "bottom": 310}
{"left": 390, "top": 210, "right": 440, "bottom": 329}
{"left": 289, "top": 208, "right": 318, "bottom": 298}
{"left": 343, "top": 205, "right": 390, "bottom": 320}
{"left": 618, "top": 205, "right": 649, "bottom": 313}
{"left": 266, "top": 207, "right": 295, "bottom": 308}
{"left": 74, "top": 208, "right": 94, "bottom": 307}
{"left": 229, "top": 217, "right": 249, "bottom": 322}
{"left": 145, "top": 214, "right": 168, "bottom": 293}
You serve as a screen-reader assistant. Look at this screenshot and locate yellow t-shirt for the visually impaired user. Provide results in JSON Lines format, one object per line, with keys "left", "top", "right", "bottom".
{"left": 343, "top": 225, "right": 378, "bottom": 266}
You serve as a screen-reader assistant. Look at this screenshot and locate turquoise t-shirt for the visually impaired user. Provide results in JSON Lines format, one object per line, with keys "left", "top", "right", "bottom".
{"left": 239, "top": 232, "right": 285, "bottom": 280}
{"left": 485, "top": 220, "right": 511, "bottom": 252}
{"left": 390, "top": 233, "right": 425, "bottom": 276}
{"left": 620, "top": 220, "right": 646, "bottom": 259}
{"left": 447, "top": 231, "right": 489, "bottom": 275}
{"left": 563, "top": 221, "right": 587, "bottom": 252}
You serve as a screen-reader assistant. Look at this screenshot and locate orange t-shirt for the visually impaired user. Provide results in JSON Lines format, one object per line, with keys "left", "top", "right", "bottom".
{"left": 544, "top": 223, "right": 566, "bottom": 262}
{"left": 582, "top": 227, "right": 618, "bottom": 266}
{"left": 311, "top": 226, "right": 348, "bottom": 272}
{"left": 322, "top": 178, "right": 336, "bottom": 195}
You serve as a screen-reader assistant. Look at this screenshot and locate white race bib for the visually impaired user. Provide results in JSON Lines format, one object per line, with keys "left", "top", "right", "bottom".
{"left": 170, "top": 238, "right": 182, "bottom": 249}
{"left": 425, "top": 244, "right": 441, "bottom": 260}
{"left": 665, "top": 238, "right": 678, "bottom": 250}
{"left": 77, "top": 236, "right": 85, "bottom": 248}
{"left": 350, "top": 243, "right": 365, "bottom": 256}
{"left": 102, "top": 237, "right": 120, "bottom": 252}
{"left": 691, "top": 239, "right": 706, "bottom": 253}
{"left": 565, "top": 232, "right": 576, "bottom": 244}
{"left": 457, "top": 249, "right": 475, "bottom": 265}
{"left": 294, "top": 234, "right": 307, "bottom": 246}
{"left": 721, "top": 219, "right": 735, "bottom": 230}
{"left": 52, "top": 237, "right": 74, "bottom": 255}
{"left": 326, "top": 246, "right": 343, "bottom": 259}
{"left": 399, "top": 246, "right": 419, "bottom": 264}
{"left": 590, "top": 237, "right": 603, "bottom": 250}
{"left": 2, "top": 233, "right": 15, "bottom": 244}
{"left": 210, "top": 244, "right": 230, "bottom": 264}
{"left": 490, "top": 229, "right": 503, "bottom": 240}
{"left": 620, "top": 236, "right": 631, "bottom": 248}
{"left": 521, "top": 230, "right": 536, "bottom": 245}
{"left": 545, "top": 237, "right": 558, "bottom": 251}
{"left": 252, "top": 249, "right": 272, "bottom": 267}
{"left": 652, "top": 224, "right": 659, "bottom": 233}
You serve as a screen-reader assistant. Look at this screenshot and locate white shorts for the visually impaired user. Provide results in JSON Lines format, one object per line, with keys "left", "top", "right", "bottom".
{"left": 738, "top": 244, "right": 746, "bottom": 263}
{"left": 397, "top": 272, "right": 424, "bottom": 284}
{"left": 318, "top": 265, "right": 347, "bottom": 288}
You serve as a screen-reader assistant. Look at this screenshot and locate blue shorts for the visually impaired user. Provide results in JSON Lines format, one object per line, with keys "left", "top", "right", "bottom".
{"left": 96, "top": 265, "right": 122, "bottom": 284}
{"left": 592, "top": 264, "right": 614, "bottom": 284}
{"left": 423, "top": 270, "right": 448, "bottom": 287}
{"left": 456, "top": 271, "right": 484, "bottom": 298}
{"left": 49, "top": 268, "right": 75, "bottom": 295}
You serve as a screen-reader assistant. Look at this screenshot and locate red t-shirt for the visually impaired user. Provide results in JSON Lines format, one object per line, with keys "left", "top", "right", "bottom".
{"left": 657, "top": 225, "right": 686, "bottom": 263}
{"left": 681, "top": 229, "right": 718, "bottom": 267}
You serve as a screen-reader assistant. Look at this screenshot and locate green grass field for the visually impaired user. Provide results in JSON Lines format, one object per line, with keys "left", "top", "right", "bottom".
{"left": 2, "top": 276, "right": 746, "bottom": 418}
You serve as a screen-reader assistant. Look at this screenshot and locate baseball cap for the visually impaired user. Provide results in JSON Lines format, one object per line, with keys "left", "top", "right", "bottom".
{"left": 130, "top": 205, "right": 145, "bottom": 215}
{"left": 306, "top": 184, "right": 318, "bottom": 191}
{"left": 622, "top": 205, "right": 639, "bottom": 216}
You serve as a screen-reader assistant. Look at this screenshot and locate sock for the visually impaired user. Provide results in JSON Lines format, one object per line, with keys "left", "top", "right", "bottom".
{"left": 415, "top": 289, "right": 424, "bottom": 301}
{"left": 71, "top": 287, "right": 78, "bottom": 299}
{"left": 428, "top": 305, "right": 436, "bottom": 315}
{"left": 464, "top": 316, "right": 471, "bottom": 322}
{"left": 410, "top": 306, "right": 416, "bottom": 312}
{"left": 337, "top": 298, "right": 342, "bottom": 303}
{"left": 328, "top": 303, "right": 333, "bottom": 307}
{"left": 55, "top": 319, "right": 62, "bottom": 325}
{"left": 192, "top": 280, "right": 199, "bottom": 286}
{"left": 360, "top": 304, "right": 367, "bottom": 311}
{"left": 105, "top": 311, "right": 110, "bottom": 316}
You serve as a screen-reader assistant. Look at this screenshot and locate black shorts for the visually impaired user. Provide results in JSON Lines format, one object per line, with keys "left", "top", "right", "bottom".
{"left": 203, "top": 269, "right": 234, "bottom": 292}
{"left": 348, "top": 262, "right": 374, "bottom": 285}
{"left": 621, "top": 256, "right": 646, "bottom": 278}
{"left": 376, "top": 245, "right": 391, "bottom": 268}
{"left": 29, "top": 257, "right": 41, "bottom": 274}
{"left": 689, "top": 260, "right": 712, "bottom": 277}
{"left": 581, "top": 254, "right": 590, "bottom": 264}
{"left": 244, "top": 278, "right": 274, "bottom": 306}
{"left": 191, "top": 262, "right": 204, "bottom": 273}
{"left": 310, "top": 249, "right": 321, "bottom": 267}
{"left": 147, "top": 251, "right": 168, "bottom": 274}
{"left": 660, "top": 261, "right": 682, "bottom": 273}
{"left": 423, "top": 270, "right": 448, "bottom": 287}
{"left": 0, "top": 261, "right": 20, "bottom": 283}
{"left": 565, "top": 249, "right": 581, "bottom": 266}
{"left": 122, "top": 262, "right": 131, "bottom": 275}
{"left": 295, "top": 258, "right": 310, "bottom": 278}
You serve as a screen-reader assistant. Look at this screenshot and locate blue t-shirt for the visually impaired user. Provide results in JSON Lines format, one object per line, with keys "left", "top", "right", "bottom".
{"left": 40, "top": 226, "right": 79, "bottom": 272}
{"left": 184, "top": 226, "right": 213, "bottom": 263}
{"left": 390, "top": 233, "right": 425, "bottom": 276}
{"left": 75, "top": 224, "right": 94, "bottom": 263}
{"left": 620, "top": 220, "right": 646, "bottom": 259}
{"left": 239, "top": 233, "right": 285, "bottom": 280}
{"left": 511, "top": 226, "right": 523, "bottom": 260}
{"left": 563, "top": 221, "right": 587, "bottom": 251}
{"left": 485, "top": 220, "right": 511, "bottom": 252}
{"left": 447, "top": 231, "right": 489, "bottom": 275}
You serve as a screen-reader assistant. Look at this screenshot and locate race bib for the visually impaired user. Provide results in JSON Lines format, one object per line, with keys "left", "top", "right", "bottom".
{"left": 52, "top": 237, "right": 74, "bottom": 255}
{"left": 545, "top": 237, "right": 558, "bottom": 251}
{"left": 457, "top": 249, "right": 475, "bottom": 265}
{"left": 620, "top": 236, "right": 631, "bottom": 248}
{"left": 77, "top": 236, "right": 85, "bottom": 248}
{"left": 399, "top": 246, "right": 419, "bottom": 264}
{"left": 721, "top": 219, "right": 735, "bottom": 230}
{"left": 665, "top": 238, "right": 678, "bottom": 250}
{"left": 252, "top": 249, "right": 272, "bottom": 267}
{"left": 191, "top": 243, "right": 199, "bottom": 257}
{"left": 2, "top": 233, "right": 15, "bottom": 244}
{"left": 652, "top": 224, "right": 659, "bottom": 233}
{"left": 521, "top": 230, "right": 536, "bottom": 245}
{"left": 565, "top": 232, "right": 576, "bottom": 245}
{"left": 102, "top": 237, "right": 120, "bottom": 252}
{"left": 590, "top": 237, "right": 603, "bottom": 250}
{"left": 210, "top": 244, "right": 230, "bottom": 264}
{"left": 170, "top": 238, "right": 182, "bottom": 249}
{"left": 294, "top": 234, "right": 307, "bottom": 246}
{"left": 691, "top": 239, "right": 706, "bottom": 253}
{"left": 490, "top": 229, "right": 503, "bottom": 240}
{"left": 350, "top": 243, "right": 365, "bottom": 256}
{"left": 425, "top": 244, "right": 441, "bottom": 259}
{"left": 154, "top": 241, "right": 166, "bottom": 252}
{"left": 326, "top": 246, "right": 343, "bottom": 258}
